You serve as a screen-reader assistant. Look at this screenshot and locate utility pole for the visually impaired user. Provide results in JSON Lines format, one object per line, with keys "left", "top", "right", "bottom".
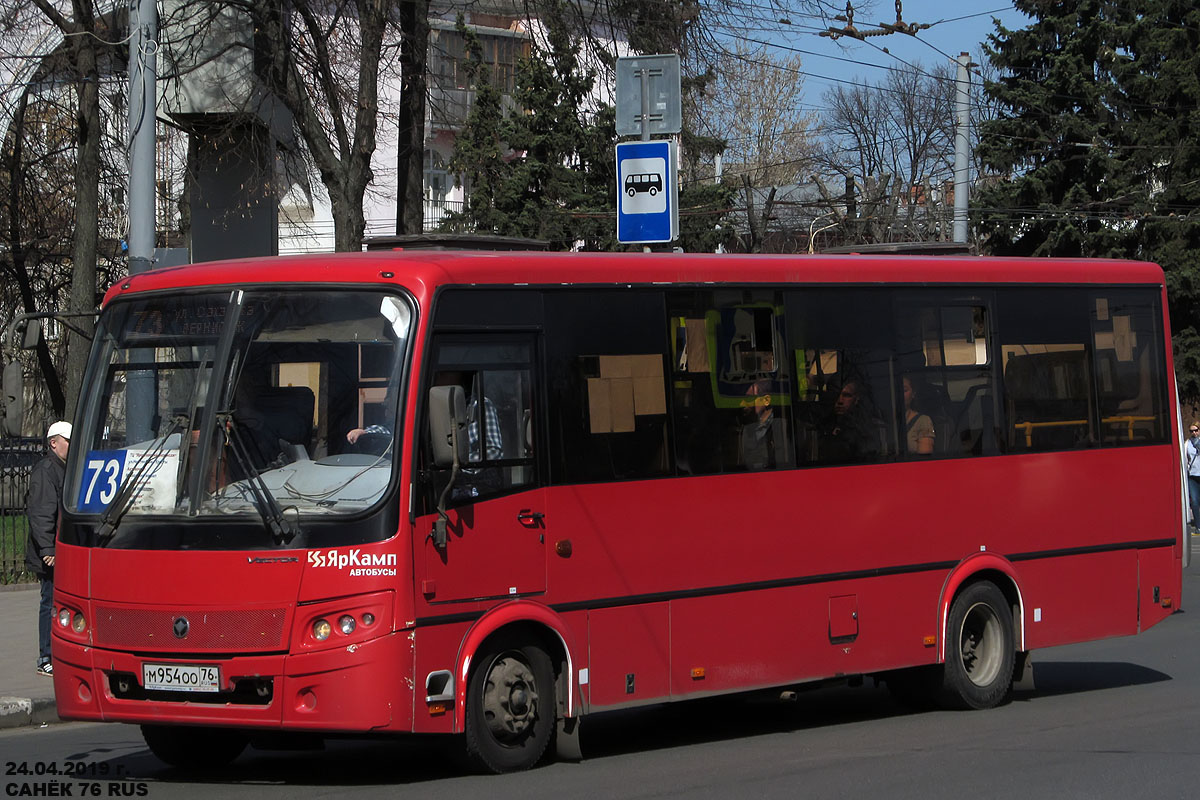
{"left": 126, "top": 0, "right": 158, "bottom": 444}
{"left": 127, "top": 0, "right": 157, "bottom": 275}
{"left": 953, "top": 52, "right": 971, "bottom": 244}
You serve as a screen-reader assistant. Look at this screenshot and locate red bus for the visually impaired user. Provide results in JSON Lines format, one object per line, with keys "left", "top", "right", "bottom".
{"left": 51, "top": 252, "right": 1186, "bottom": 773}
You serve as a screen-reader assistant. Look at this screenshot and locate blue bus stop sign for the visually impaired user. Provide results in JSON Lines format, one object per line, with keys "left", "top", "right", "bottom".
{"left": 616, "top": 140, "right": 678, "bottom": 244}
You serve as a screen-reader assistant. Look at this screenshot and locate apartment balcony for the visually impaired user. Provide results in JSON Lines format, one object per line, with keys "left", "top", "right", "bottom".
{"left": 428, "top": 85, "right": 520, "bottom": 132}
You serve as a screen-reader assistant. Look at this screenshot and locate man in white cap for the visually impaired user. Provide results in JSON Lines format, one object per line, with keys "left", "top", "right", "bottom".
{"left": 26, "top": 420, "right": 70, "bottom": 676}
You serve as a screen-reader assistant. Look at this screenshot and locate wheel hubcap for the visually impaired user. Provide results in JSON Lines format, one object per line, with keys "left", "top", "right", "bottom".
{"left": 481, "top": 653, "right": 539, "bottom": 743}
{"left": 959, "top": 601, "right": 1003, "bottom": 687}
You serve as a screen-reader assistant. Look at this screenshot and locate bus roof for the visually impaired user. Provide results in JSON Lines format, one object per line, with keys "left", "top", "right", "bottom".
{"left": 104, "top": 251, "right": 1165, "bottom": 305}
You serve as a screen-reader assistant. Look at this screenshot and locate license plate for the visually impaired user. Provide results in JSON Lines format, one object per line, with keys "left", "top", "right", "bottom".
{"left": 142, "top": 662, "right": 220, "bottom": 693}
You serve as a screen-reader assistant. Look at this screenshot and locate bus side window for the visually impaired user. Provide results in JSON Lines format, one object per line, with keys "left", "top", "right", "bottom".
{"left": 1090, "top": 291, "right": 1168, "bottom": 446}
{"left": 998, "top": 288, "right": 1095, "bottom": 452}
{"left": 421, "top": 337, "right": 538, "bottom": 509}
{"left": 667, "top": 289, "right": 793, "bottom": 475}
{"left": 892, "top": 296, "right": 999, "bottom": 459}
{"left": 786, "top": 288, "right": 895, "bottom": 466}
{"left": 545, "top": 291, "right": 671, "bottom": 484}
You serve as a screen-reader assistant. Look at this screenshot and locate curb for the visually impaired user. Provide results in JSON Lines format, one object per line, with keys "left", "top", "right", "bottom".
{"left": 0, "top": 695, "right": 60, "bottom": 729}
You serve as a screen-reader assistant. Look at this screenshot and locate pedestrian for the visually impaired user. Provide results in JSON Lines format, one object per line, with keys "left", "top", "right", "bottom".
{"left": 1187, "top": 422, "right": 1200, "bottom": 534}
{"left": 26, "top": 420, "right": 70, "bottom": 677}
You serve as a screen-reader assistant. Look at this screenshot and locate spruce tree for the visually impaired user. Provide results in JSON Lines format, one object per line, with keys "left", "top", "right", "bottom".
{"left": 978, "top": 0, "right": 1200, "bottom": 399}
{"left": 443, "top": 6, "right": 619, "bottom": 249}
{"left": 493, "top": 7, "right": 616, "bottom": 250}
{"left": 1114, "top": 1, "right": 1200, "bottom": 399}
{"left": 975, "top": 0, "right": 1137, "bottom": 259}
{"left": 444, "top": 18, "right": 509, "bottom": 236}
{"left": 444, "top": 3, "right": 734, "bottom": 252}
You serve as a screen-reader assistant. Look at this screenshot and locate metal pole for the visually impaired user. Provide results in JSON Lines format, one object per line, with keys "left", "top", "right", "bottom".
{"left": 126, "top": 0, "right": 158, "bottom": 445}
{"left": 127, "top": 0, "right": 157, "bottom": 274}
{"left": 953, "top": 52, "right": 971, "bottom": 244}
{"left": 640, "top": 68, "right": 651, "bottom": 252}
{"left": 715, "top": 153, "right": 724, "bottom": 253}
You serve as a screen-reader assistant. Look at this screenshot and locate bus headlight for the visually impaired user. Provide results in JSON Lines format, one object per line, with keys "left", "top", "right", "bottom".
{"left": 312, "top": 619, "right": 332, "bottom": 641}
{"left": 338, "top": 615, "right": 356, "bottom": 635}
{"left": 56, "top": 605, "right": 86, "bottom": 635}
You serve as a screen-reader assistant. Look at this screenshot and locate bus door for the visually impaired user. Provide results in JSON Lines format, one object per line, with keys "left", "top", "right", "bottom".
{"left": 417, "top": 334, "right": 546, "bottom": 603}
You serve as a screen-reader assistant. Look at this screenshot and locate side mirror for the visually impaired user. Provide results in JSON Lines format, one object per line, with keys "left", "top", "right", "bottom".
{"left": 428, "top": 385, "right": 468, "bottom": 468}
{"left": 2, "top": 361, "right": 22, "bottom": 437}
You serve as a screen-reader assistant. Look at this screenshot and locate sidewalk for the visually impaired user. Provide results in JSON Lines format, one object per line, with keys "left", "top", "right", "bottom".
{"left": 0, "top": 582, "right": 59, "bottom": 729}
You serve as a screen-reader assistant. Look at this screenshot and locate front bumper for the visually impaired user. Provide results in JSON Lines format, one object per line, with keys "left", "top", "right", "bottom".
{"left": 52, "top": 630, "right": 412, "bottom": 732}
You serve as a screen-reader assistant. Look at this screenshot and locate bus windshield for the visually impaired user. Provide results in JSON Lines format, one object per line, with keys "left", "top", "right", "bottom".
{"left": 68, "top": 289, "right": 412, "bottom": 530}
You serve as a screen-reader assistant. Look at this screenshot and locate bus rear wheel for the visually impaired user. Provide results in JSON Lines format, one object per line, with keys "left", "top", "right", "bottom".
{"left": 941, "top": 581, "right": 1014, "bottom": 709}
{"left": 141, "top": 724, "right": 247, "bottom": 769}
{"left": 464, "top": 635, "right": 555, "bottom": 773}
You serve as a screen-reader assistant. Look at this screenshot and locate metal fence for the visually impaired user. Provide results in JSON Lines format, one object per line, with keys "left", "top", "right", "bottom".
{"left": 1, "top": 438, "right": 44, "bottom": 584}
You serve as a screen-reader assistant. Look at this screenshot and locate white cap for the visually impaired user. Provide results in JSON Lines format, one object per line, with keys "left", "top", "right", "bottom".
{"left": 46, "top": 421, "right": 71, "bottom": 440}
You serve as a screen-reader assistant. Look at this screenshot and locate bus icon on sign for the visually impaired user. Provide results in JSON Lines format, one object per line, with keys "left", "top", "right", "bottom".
{"left": 624, "top": 173, "right": 663, "bottom": 197}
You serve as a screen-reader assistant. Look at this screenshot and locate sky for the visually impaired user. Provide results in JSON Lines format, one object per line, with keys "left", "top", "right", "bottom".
{"left": 757, "top": 0, "right": 1034, "bottom": 102}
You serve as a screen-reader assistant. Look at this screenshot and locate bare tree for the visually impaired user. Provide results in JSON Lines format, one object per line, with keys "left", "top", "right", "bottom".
{"left": 251, "top": 1, "right": 394, "bottom": 251}
{"left": 0, "top": 1, "right": 125, "bottom": 421}
{"left": 689, "top": 43, "right": 818, "bottom": 251}
{"left": 161, "top": 1, "right": 404, "bottom": 252}
{"left": 814, "top": 60, "right": 956, "bottom": 244}
{"left": 395, "top": 0, "right": 429, "bottom": 235}
{"left": 1, "top": 84, "right": 74, "bottom": 419}
{"left": 695, "top": 43, "right": 816, "bottom": 186}
{"left": 29, "top": 1, "right": 104, "bottom": 416}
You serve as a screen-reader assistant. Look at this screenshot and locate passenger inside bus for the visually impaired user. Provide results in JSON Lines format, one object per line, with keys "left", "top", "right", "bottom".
{"left": 345, "top": 384, "right": 398, "bottom": 456}
{"left": 739, "top": 378, "right": 792, "bottom": 470}
{"left": 819, "top": 376, "right": 885, "bottom": 463}
{"left": 431, "top": 371, "right": 503, "bottom": 463}
{"left": 902, "top": 375, "right": 936, "bottom": 455}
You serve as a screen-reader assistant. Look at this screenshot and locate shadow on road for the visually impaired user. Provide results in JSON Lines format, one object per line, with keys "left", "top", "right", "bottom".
{"left": 64, "top": 659, "right": 1172, "bottom": 787}
{"left": 1021, "top": 660, "right": 1171, "bottom": 698}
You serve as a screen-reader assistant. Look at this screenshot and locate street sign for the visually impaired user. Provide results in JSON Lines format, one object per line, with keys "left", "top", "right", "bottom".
{"left": 616, "top": 55, "right": 682, "bottom": 137}
{"left": 616, "top": 140, "right": 678, "bottom": 244}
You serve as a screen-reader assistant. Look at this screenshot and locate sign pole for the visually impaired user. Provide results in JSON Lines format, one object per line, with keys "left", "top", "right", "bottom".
{"left": 640, "top": 70, "right": 650, "bottom": 251}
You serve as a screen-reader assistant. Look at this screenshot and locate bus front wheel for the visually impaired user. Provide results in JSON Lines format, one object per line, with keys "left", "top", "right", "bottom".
{"left": 141, "top": 724, "right": 247, "bottom": 769}
{"left": 464, "top": 635, "right": 555, "bottom": 773}
{"left": 941, "top": 581, "right": 1014, "bottom": 709}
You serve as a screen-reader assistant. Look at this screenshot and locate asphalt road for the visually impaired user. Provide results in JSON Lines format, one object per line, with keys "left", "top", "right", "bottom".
{"left": 4, "top": 564, "right": 1200, "bottom": 800}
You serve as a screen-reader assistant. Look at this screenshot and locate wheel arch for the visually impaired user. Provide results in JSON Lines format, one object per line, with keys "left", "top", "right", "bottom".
{"left": 453, "top": 601, "right": 579, "bottom": 734}
{"left": 937, "top": 553, "right": 1025, "bottom": 664}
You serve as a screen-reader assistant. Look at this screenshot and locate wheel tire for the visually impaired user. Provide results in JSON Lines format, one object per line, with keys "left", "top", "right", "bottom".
{"left": 464, "top": 635, "right": 555, "bottom": 773}
{"left": 626, "top": 187, "right": 636, "bottom": 197}
{"left": 141, "top": 724, "right": 247, "bottom": 769}
{"left": 648, "top": 186, "right": 658, "bottom": 196}
{"left": 940, "top": 581, "right": 1014, "bottom": 709}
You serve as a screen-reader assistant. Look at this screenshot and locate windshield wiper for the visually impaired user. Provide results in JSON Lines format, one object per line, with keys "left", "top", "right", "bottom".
{"left": 218, "top": 412, "right": 299, "bottom": 545}
{"left": 96, "top": 414, "right": 190, "bottom": 546}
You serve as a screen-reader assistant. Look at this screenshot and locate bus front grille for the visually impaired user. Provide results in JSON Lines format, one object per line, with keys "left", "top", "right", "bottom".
{"left": 92, "top": 606, "right": 288, "bottom": 652}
